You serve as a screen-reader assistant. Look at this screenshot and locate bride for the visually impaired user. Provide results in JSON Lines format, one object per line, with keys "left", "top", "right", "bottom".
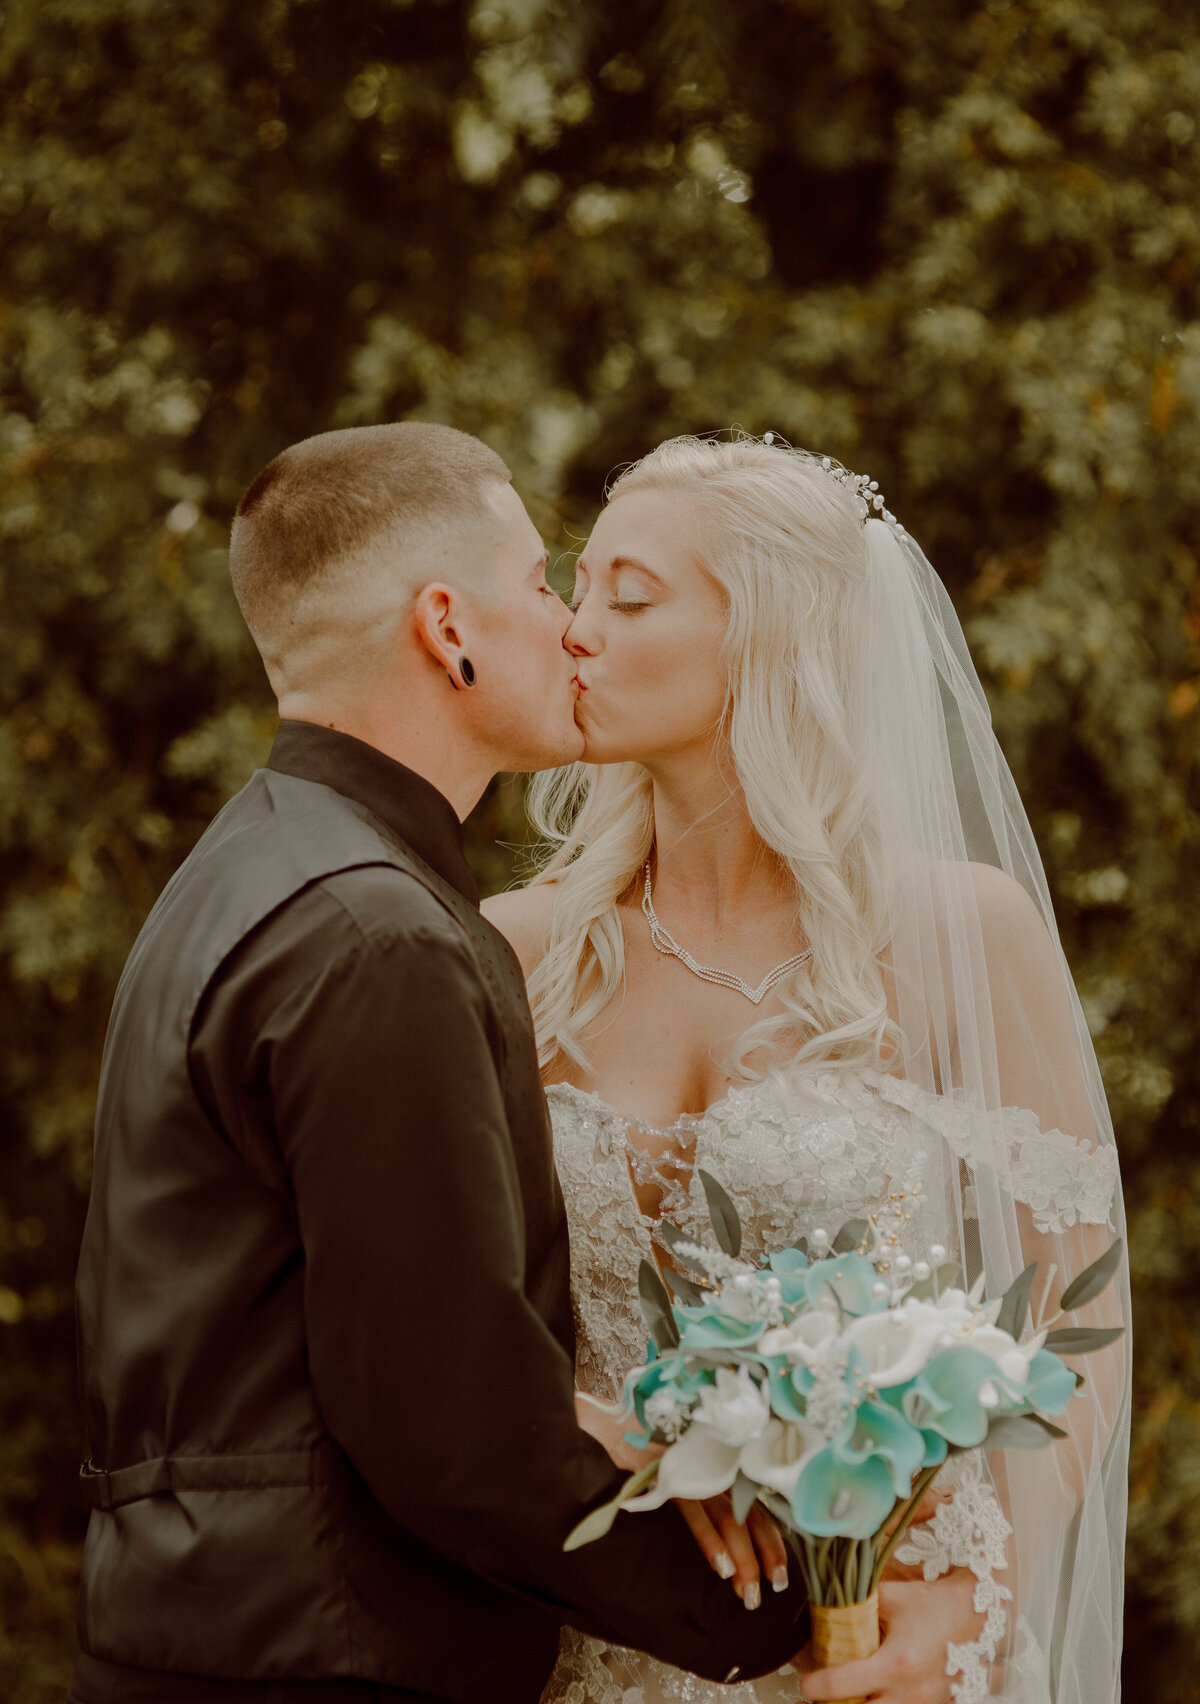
{"left": 483, "top": 434, "right": 1129, "bottom": 1704}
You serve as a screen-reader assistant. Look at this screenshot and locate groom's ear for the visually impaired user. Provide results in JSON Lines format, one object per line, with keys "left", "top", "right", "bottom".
{"left": 412, "top": 582, "right": 469, "bottom": 675}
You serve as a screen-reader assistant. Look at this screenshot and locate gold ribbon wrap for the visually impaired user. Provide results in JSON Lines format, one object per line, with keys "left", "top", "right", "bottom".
{"left": 809, "top": 1592, "right": 880, "bottom": 1704}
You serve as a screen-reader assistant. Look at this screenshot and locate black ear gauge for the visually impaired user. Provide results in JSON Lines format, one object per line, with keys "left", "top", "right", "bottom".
{"left": 458, "top": 657, "right": 476, "bottom": 688}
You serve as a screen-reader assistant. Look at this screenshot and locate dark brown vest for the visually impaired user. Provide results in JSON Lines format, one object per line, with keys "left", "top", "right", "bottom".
{"left": 75, "top": 770, "right": 568, "bottom": 1699}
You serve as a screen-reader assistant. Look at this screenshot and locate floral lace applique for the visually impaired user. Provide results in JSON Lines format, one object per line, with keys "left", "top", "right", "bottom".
{"left": 893, "top": 1450, "right": 1013, "bottom": 1704}
{"left": 870, "top": 1073, "right": 1118, "bottom": 1235}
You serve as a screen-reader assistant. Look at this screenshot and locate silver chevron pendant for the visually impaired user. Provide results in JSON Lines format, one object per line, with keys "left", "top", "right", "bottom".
{"left": 641, "top": 864, "right": 812, "bottom": 1005}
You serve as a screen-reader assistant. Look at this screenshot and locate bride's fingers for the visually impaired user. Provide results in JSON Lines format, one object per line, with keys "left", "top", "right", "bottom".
{"left": 745, "top": 1503, "right": 790, "bottom": 1593}
{"left": 701, "top": 1494, "right": 763, "bottom": 1606}
{"left": 672, "top": 1499, "right": 738, "bottom": 1585}
{"left": 796, "top": 1649, "right": 895, "bottom": 1702}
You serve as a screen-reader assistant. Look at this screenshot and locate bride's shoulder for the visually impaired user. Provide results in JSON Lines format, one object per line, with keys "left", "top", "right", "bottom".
{"left": 480, "top": 880, "right": 560, "bottom": 977}
{"left": 941, "top": 861, "right": 1061, "bottom": 992}
{"left": 956, "top": 861, "right": 1051, "bottom": 948}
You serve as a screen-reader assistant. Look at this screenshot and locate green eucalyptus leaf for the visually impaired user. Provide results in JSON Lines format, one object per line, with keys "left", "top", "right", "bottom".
{"left": 1042, "top": 1325, "right": 1125, "bottom": 1356}
{"left": 832, "top": 1218, "right": 869, "bottom": 1255}
{"left": 983, "top": 1415, "right": 1057, "bottom": 1452}
{"left": 664, "top": 1266, "right": 706, "bottom": 1307}
{"left": 698, "top": 1169, "right": 742, "bottom": 1259}
{"left": 995, "top": 1261, "right": 1039, "bottom": 1339}
{"left": 1059, "top": 1239, "right": 1124, "bottom": 1313}
{"left": 1026, "top": 1414, "right": 1069, "bottom": 1439}
{"left": 638, "top": 1258, "right": 681, "bottom": 1351}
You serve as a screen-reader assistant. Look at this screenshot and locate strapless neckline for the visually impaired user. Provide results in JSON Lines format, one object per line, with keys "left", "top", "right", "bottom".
{"left": 543, "top": 1077, "right": 762, "bottom": 1138}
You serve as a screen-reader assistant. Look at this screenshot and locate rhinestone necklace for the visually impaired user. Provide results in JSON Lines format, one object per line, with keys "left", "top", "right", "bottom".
{"left": 641, "top": 863, "right": 813, "bottom": 1006}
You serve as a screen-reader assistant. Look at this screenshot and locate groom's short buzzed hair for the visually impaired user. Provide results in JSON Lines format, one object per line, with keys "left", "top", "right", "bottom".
{"left": 229, "top": 422, "right": 510, "bottom": 643}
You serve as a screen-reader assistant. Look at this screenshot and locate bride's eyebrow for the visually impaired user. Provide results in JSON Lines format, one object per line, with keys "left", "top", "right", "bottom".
{"left": 605, "top": 554, "right": 669, "bottom": 589}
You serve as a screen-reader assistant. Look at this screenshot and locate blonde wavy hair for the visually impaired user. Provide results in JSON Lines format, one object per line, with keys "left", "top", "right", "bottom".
{"left": 525, "top": 433, "right": 900, "bottom": 1082}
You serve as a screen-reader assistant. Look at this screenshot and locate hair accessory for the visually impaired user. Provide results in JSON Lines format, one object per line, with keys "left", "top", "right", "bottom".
{"left": 817, "top": 455, "right": 904, "bottom": 533}
{"left": 760, "top": 432, "right": 904, "bottom": 534}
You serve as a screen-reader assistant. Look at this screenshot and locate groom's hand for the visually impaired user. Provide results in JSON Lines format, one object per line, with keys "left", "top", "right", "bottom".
{"left": 573, "top": 1394, "right": 790, "bottom": 1610}
{"left": 674, "top": 1494, "right": 790, "bottom": 1612}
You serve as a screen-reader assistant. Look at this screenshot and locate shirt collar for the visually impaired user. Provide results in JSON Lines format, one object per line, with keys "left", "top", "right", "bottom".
{"left": 266, "top": 720, "right": 479, "bottom": 906}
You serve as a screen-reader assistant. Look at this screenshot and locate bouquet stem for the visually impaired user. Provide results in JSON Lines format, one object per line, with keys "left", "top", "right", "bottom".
{"left": 809, "top": 1593, "right": 880, "bottom": 1704}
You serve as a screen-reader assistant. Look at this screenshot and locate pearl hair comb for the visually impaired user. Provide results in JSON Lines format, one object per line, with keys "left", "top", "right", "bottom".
{"left": 762, "top": 431, "right": 905, "bottom": 534}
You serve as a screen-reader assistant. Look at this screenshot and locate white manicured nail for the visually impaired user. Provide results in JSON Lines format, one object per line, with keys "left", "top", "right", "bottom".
{"left": 744, "top": 1579, "right": 761, "bottom": 1611}
{"left": 715, "top": 1551, "right": 735, "bottom": 1579}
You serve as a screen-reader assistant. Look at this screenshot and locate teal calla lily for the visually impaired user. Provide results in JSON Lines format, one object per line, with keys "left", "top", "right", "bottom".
{"left": 901, "top": 1346, "right": 1003, "bottom": 1446}
{"left": 792, "top": 1445, "right": 897, "bottom": 1538}
{"left": 768, "top": 1366, "right": 809, "bottom": 1424}
{"left": 832, "top": 1399, "right": 926, "bottom": 1497}
{"left": 804, "top": 1253, "right": 887, "bottom": 1317}
{"left": 919, "top": 1427, "right": 949, "bottom": 1467}
{"left": 1023, "top": 1347, "right": 1077, "bottom": 1415}
{"left": 675, "top": 1308, "right": 767, "bottom": 1352}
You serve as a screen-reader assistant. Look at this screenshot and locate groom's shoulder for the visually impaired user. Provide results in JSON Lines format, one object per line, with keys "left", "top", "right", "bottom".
{"left": 315, "top": 862, "right": 470, "bottom": 955}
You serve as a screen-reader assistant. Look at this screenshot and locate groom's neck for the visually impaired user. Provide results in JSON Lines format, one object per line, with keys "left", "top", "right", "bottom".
{"left": 278, "top": 703, "right": 495, "bottom": 822}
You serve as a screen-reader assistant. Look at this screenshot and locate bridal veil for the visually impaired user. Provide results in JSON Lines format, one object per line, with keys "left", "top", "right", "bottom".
{"left": 852, "top": 481, "right": 1129, "bottom": 1702}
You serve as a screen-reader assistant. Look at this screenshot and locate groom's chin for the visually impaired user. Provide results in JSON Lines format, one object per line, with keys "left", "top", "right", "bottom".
{"left": 524, "top": 722, "right": 586, "bottom": 772}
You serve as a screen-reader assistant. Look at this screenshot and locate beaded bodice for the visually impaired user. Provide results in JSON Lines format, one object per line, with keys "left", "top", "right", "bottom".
{"left": 548, "top": 1067, "right": 938, "bottom": 1408}
{"left": 541, "top": 1065, "right": 1116, "bottom": 1704}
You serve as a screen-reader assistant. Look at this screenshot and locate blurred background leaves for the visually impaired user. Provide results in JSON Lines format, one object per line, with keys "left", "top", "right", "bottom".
{"left": 2, "top": 0, "right": 1198, "bottom": 1694}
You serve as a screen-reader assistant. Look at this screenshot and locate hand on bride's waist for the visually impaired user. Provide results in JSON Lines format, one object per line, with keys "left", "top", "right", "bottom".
{"left": 574, "top": 1389, "right": 791, "bottom": 1613}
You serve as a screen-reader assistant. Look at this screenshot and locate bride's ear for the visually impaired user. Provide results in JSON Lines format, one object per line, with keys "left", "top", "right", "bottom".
{"left": 413, "top": 582, "right": 474, "bottom": 689}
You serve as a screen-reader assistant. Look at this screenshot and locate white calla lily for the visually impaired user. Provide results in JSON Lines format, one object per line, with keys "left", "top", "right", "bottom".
{"left": 739, "top": 1415, "right": 824, "bottom": 1499}
{"left": 842, "top": 1306, "right": 947, "bottom": 1387}
{"left": 623, "top": 1421, "right": 744, "bottom": 1510}
{"left": 759, "top": 1305, "right": 840, "bottom": 1366}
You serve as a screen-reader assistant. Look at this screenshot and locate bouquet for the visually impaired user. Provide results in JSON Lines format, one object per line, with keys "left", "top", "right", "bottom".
{"left": 565, "top": 1169, "right": 1123, "bottom": 1703}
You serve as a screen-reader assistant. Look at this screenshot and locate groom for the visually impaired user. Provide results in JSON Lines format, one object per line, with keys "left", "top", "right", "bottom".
{"left": 71, "top": 423, "right": 809, "bottom": 1703}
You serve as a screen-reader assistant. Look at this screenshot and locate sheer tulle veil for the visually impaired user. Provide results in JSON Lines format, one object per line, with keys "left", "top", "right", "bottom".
{"left": 857, "top": 506, "right": 1129, "bottom": 1704}
{"left": 528, "top": 435, "right": 1130, "bottom": 1703}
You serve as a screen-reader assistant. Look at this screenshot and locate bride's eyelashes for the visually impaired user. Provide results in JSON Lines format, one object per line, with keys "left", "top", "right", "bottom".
{"left": 568, "top": 597, "right": 651, "bottom": 613}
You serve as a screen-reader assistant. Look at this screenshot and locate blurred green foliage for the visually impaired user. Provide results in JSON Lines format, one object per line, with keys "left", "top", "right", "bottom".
{"left": 1, "top": 0, "right": 1198, "bottom": 1694}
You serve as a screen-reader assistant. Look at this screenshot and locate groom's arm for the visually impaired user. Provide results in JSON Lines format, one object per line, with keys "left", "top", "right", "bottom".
{"left": 200, "top": 877, "right": 805, "bottom": 1681}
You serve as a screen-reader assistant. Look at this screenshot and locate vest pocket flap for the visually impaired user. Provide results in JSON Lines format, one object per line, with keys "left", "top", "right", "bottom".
{"left": 80, "top": 1446, "right": 340, "bottom": 1510}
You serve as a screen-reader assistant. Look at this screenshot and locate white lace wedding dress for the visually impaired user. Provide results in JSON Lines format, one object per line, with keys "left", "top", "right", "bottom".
{"left": 539, "top": 1066, "right": 1120, "bottom": 1704}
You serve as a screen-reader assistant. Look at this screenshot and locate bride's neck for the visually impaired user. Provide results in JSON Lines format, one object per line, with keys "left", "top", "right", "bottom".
{"left": 646, "top": 763, "right": 794, "bottom": 925}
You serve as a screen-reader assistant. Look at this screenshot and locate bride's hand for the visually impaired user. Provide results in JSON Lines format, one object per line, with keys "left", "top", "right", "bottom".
{"left": 573, "top": 1392, "right": 789, "bottom": 1605}
{"left": 574, "top": 1390, "right": 664, "bottom": 1472}
{"left": 795, "top": 1569, "right": 986, "bottom": 1703}
{"left": 673, "top": 1494, "right": 790, "bottom": 1609}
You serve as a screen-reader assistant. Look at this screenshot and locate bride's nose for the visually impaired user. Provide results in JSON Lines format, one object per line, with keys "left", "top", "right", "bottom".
{"left": 564, "top": 607, "right": 597, "bottom": 657}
